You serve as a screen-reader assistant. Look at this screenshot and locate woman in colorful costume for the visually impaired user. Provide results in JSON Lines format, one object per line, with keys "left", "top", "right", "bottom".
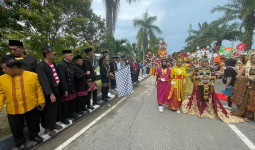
{"left": 231, "top": 51, "right": 255, "bottom": 122}
{"left": 184, "top": 56, "right": 193, "bottom": 96}
{"left": 168, "top": 57, "right": 186, "bottom": 113}
{"left": 156, "top": 59, "right": 171, "bottom": 112}
{"left": 182, "top": 58, "right": 244, "bottom": 123}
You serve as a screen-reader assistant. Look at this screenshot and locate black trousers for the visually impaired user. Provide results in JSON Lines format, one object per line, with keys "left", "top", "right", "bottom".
{"left": 7, "top": 108, "right": 41, "bottom": 147}
{"left": 41, "top": 95, "right": 59, "bottom": 130}
{"left": 76, "top": 95, "right": 86, "bottom": 112}
{"left": 70, "top": 98, "right": 77, "bottom": 114}
{"left": 228, "top": 96, "right": 232, "bottom": 107}
{"left": 101, "top": 86, "right": 109, "bottom": 100}
{"left": 135, "top": 71, "right": 139, "bottom": 82}
{"left": 62, "top": 100, "right": 71, "bottom": 121}
{"left": 110, "top": 79, "right": 116, "bottom": 89}
{"left": 86, "top": 89, "right": 97, "bottom": 105}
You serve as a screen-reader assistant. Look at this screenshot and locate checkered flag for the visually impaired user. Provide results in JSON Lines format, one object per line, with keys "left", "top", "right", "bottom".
{"left": 115, "top": 65, "right": 133, "bottom": 97}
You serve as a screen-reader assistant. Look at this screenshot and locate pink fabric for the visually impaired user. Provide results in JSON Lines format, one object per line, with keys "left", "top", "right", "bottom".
{"left": 156, "top": 67, "right": 171, "bottom": 105}
{"left": 133, "top": 63, "right": 137, "bottom": 71}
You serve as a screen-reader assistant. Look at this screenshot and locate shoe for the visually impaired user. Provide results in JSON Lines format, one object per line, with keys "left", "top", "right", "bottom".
{"left": 88, "top": 105, "right": 95, "bottom": 110}
{"left": 103, "top": 98, "right": 109, "bottom": 102}
{"left": 159, "top": 106, "right": 163, "bottom": 112}
{"left": 18, "top": 144, "right": 28, "bottom": 150}
{"left": 61, "top": 119, "right": 70, "bottom": 125}
{"left": 82, "top": 108, "right": 90, "bottom": 111}
{"left": 227, "top": 106, "right": 232, "bottom": 110}
{"left": 44, "top": 129, "right": 56, "bottom": 137}
{"left": 69, "top": 113, "right": 80, "bottom": 119}
{"left": 30, "top": 135, "right": 44, "bottom": 143}
{"left": 54, "top": 124, "right": 63, "bottom": 130}
{"left": 176, "top": 110, "right": 180, "bottom": 114}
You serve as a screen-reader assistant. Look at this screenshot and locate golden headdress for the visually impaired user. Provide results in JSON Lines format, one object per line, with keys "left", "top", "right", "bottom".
{"left": 176, "top": 56, "right": 184, "bottom": 63}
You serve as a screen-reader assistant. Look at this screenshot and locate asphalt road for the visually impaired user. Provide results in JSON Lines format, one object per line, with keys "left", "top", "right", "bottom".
{"left": 37, "top": 77, "right": 255, "bottom": 150}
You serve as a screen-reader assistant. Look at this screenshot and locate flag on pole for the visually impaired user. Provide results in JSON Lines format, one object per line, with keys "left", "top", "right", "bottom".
{"left": 115, "top": 65, "right": 133, "bottom": 97}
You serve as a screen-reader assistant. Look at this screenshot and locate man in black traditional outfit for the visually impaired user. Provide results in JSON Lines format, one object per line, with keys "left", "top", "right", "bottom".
{"left": 83, "top": 48, "right": 99, "bottom": 109}
{"left": 57, "top": 50, "right": 79, "bottom": 125}
{"left": 74, "top": 55, "right": 89, "bottom": 114}
{"left": 109, "top": 56, "right": 117, "bottom": 89}
{"left": 98, "top": 50, "right": 108, "bottom": 68}
{"left": 100, "top": 57, "right": 113, "bottom": 102}
{"left": 1, "top": 40, "right": 37, "bottom": 75}
{"left": 36, "top": 47, "right": 62, "bottom": 136}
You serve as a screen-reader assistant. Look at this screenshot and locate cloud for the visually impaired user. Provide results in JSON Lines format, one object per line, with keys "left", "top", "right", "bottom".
{"left": 92, "top": 0, "right": 254, "bottom": 54}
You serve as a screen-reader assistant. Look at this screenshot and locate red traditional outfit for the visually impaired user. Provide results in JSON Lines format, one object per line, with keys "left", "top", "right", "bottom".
{"left": 156, "top": 67, "right": 171, "bottom": 105}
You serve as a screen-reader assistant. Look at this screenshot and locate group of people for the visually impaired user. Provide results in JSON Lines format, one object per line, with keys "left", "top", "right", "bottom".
{"left": 155, "top": 51, "right": 255, "bottom": 124}
{"left": 0, "top": 40, "right": 141, "bottom": 150}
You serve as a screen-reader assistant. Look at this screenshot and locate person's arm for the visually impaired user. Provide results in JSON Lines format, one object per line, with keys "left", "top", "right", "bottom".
{"left": 0, "top": 81, "right": 5, "bottom": 112}
{"left": 57, "top": 64, "right": 68, "bottom": 93}
{"left": 237, "top": 66, "right": 245, "bottom": 77}
{"left": 34, "top": 74, "right": 45, "bottom": 109}
{"left": 74, "top": 66, "right": 86, "bottom": 80}
{"left": 225, "top": 77, "right": 232, "bottom": 90}
{"left": 35, "top": 63, "right": 53, "bottom": 95}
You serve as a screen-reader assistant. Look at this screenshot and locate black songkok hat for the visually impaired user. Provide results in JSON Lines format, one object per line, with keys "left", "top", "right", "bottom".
{"left": 62, "top": 50, "right": 72, "bottom": 54}
{"left": 85, "top": 48, "right": 93, "bottom": 53}
{"left": 74, "top": 55, "right": 82, "bottom": 60}
{"left": 9, "top": 40, "right": 23, "bottom": 47}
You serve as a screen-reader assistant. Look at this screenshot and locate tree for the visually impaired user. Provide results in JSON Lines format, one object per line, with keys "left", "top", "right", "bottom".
{"left": 0, "top": 0, "right": 107, "bottom": 60}
{"left": 212, "top": 0, "right": 255, "bottom": 50}
{"left": 104, "top": 0, "right": 137, "bottom": 34}
{"left": 133, "top": 10, "right": 162, "bottom": 64}
{"left": 183, "top": 21, "right": 240, "bottom": 52}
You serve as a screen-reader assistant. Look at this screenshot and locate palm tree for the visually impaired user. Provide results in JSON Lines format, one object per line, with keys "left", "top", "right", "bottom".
{"left": 184, "top": 22, "right": 240, "bottom": 52}
{"left": 212, "top": 0, "right": 255, "bottom": 50}
{"left": 185, "top": 22, "right": 211, "bottom": 50}
{"left": 104, "top": 0, "right": 137, "bottom": 34}
{"left": 207, "top": 22, "right": 240, "bottom": 47}
{"left": 133, "top": 10, "right": 162, "bottom": 64}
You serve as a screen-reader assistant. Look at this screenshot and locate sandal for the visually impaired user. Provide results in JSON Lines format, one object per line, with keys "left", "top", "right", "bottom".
{"left": 45, "top": 129, "right": 56, "bottom": 136}
{"left": 54, "top": 124, "right": 63, "bottom": 130}
{"left": 244, "top": 117, "right": 251, "bottom": 122}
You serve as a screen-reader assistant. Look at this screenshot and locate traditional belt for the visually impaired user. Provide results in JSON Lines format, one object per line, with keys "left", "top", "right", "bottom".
{"left": 158, "top": 78, "right": 170, "bottom": 82}
{"left": 175, "top": 75, "right": 183, "bottom": 79}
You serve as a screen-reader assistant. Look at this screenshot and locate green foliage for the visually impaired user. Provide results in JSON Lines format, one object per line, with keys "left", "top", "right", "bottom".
{"left": 212, "top": 0, "right": 255, "bottom": 50}
{"left": 133, "top": 10, "right": 162, "bottom": 63}
{"left": 183, "top": 21, "right": 240, "bottom": 52}
{"left": 0, "top": 0, "right": 107, "bottom": 62}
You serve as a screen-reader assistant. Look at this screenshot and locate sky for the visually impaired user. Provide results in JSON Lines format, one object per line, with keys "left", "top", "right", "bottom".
{"left": 92, "top": 0, "right": 254, "bottom": 54}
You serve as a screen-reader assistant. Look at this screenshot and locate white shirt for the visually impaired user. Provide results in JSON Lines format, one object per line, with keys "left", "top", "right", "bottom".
{"left": 116, "top": 61, "right": 121, "bottom": 70}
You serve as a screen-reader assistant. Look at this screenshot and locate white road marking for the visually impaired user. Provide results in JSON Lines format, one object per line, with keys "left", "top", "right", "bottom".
{"left": 228, "top": 124, "right": 255, "bottom": 150}
{"left": 55, "top": 97, "right": 127, "bottom": 150}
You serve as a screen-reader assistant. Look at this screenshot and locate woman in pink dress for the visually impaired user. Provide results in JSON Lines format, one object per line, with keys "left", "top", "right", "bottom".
{"left": 156, "top": 59, "right": 171, "bottom": 112}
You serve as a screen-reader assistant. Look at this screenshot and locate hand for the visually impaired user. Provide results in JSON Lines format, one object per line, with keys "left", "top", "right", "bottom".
{"left": 86, "top": 71, "right": 90, "bottom": 75}
{"left": 182, "top": 82, "right": 186, "bottom": 86}
{"left": 64, "top": 91, "right": 68, "bottom": 97}
{"left": 37, "top": 103, "right": 45, "bottom": 109}
{"left": 248, "top": 76, "right": 255, "bottom": 82}
{"left": 50, "top": 93, "right": 56, "bottom": 103}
